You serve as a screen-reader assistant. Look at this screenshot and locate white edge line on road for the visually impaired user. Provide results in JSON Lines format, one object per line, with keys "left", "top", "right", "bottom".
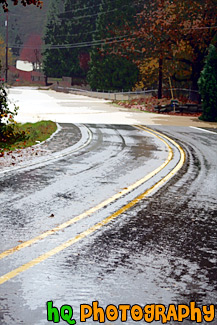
{"left": 0, "top": 124, "right": 92, "bottom": 176}
{"left": 190, "top": 126, "right": 217, "bottom": 134}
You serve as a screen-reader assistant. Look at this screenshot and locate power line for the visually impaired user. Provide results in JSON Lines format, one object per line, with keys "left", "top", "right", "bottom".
{"left": 5, "top": 0, "right": 139, "bottom": 18}
{"left": 48, "top": 38, "right": 128, "bottom": 50}
{"left": 50, "top": 24, "right": 217, "bottom": 40}
{"left": 55, "top": 0, "right": 142, "bottom": 16}
{"left": 7, "top": 23, "right": 217, "bottom": 50}
{"left": 45, "top": 26, "right": 126, "bottom": 39}
{"left": 51, "top": 29, "right": 99, "bottom": 39}
{"left": 9, "top": 34, "right": 133, "bottom": 50}
{"left": 63, "top": 0, "right": 115, "bottom": 14}
{"left": 62, "top": 0, "right": 142, "bottom": 14}
{"left": 50, "top": 7, "right": 127, "bottom": 22}
{"left": 9, "top": 39, "right": 125, "bottom": 50}
{"left": 46, "top": 1, "right": 143, "bottom": 23}
{"left": 48, "top": 35, "right": 129, "bottom": 48}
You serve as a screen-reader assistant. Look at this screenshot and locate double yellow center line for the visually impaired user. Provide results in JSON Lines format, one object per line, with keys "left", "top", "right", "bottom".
{"left": 0, "top": 126, "right": 185, "bottom": 285}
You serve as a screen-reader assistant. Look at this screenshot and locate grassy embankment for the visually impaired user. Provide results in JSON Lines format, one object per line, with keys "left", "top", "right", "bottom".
{"left": 0, "top": 120, "right": 57, "bottom": 154}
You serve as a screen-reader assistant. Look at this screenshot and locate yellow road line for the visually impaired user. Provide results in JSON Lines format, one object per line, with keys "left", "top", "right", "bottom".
{"left": 0, "top": 129, "right": 185, "bottom": 285}
{"left": 0, "top": 127, "right": 173, "bottom": 261}
{"left": 136, "top": 125, "right": 185, "bottom": 157}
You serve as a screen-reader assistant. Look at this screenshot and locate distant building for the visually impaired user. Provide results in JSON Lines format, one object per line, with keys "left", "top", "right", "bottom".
{"left": 16, "top": 60, "right": 33, "bottom": 72}
{"left": 7, "top": 34, "right": 45, "bottom": 85}
{"left": 8, "top": 64, "right": 45, "bottom": 84}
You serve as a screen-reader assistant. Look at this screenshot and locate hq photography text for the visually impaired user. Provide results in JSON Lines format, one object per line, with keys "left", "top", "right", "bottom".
{"left": 47, "top": 301, "right": 215, "bottom": 324}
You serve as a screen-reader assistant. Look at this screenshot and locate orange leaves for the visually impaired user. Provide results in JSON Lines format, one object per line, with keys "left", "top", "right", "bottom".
{"left": 0, "top": 0, "right": 43, "bottom": 11}
{"left": 103, "top": 0, "right": 216, "bottom": 91}
{"left": 135, "top": 0, "right": 216, "bottom": 59}
{"left": 134, "top": 57, "right": 159, "bottom": 89}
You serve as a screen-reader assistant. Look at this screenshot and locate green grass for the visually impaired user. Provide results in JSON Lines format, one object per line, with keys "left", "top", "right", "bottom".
{"left": 0, "top": 120, "right": 57, "bottom": 152}
{"left": 49, "top": 78, "right": 62, "bottom": 82}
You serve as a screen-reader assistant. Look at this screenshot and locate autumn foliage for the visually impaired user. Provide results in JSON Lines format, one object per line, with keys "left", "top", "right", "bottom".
{"left": 109, "top": 0, "right": 217, "bottom": 97}
{"left": 0, "top": 35, "right": 14, "bottom": 69}
{"left": 79, "top": 53, "right": 90, "bottom": 72}
{"left": 0, "top": 0, "right": 42, "bottom": 11}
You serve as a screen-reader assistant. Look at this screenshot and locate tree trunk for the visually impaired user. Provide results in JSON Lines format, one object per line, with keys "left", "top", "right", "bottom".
{"left": 158, "top": 56, "right": 163, "bottom": 99}
{"left": 190, "top": 60, "right": 202, "bottom": 102}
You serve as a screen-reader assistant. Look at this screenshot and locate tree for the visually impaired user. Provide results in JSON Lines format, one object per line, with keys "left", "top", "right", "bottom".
{"left": 0, "top": 34, "right": 14, "bottom": 72}
{"left": 43, "top": 0, "right": 101, "bottom": 79}
{"left": 0, "top": 0, "right": 40, "bottom": 147}
{"left": 0, "top": 83, "right": 22, "bottom": 152}
{"left": 198, "top": 44, "right": 217, "bottom": 122}
{"left": 12, "top": 34, "right": 22, "bottom": 58}
{"left": 110, "top": 0, "right": 217, "bottom": 98}
{"left": 88, "top": 0, "right": 141, "bottom": 91}
{"left": 43, "top": 0, "right": 65, "bottom": 78}
{"left": 88, "top": 53, "right": 139, "bottom": 91}
{"left": 0, "top": 0, "right": 42, "bottom": 11}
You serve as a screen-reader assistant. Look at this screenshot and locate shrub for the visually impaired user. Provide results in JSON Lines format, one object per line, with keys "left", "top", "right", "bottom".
{"left": 198, "top": 44, "right": 217, "bottom": 122}
{"left": 87, "top": 53, "right": 139, "bottom": 91}
{"left": 0, "top": 84, "right": 27, "bottom": 151}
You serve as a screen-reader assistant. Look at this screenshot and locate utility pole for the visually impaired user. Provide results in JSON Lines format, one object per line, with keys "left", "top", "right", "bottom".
{"left": 5, "top": 11, "right": 8, "bottom": 83}
{"left": 158, "top": 0, "right": 164, "bottom": 99}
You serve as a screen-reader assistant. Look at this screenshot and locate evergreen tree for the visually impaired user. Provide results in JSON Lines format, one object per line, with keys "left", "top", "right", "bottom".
{"left": 43, "top": 0, "right": 101, "bottom": 79}
{"left": 13, "top": 34, "right": 22, "bottom": 57}
{"left": 94, "top": 0, "right": 140, "bottom": 40}
{"left": 88, "top": 53, "right": 139, "bottom": 91}
{"left": 88, "top": 0, "right": 141, "bottom": 91}
{"left": 43, "top": 0, "right": 65, "bottom": 78}
{"left": 198, "top": 44, "right": 217, "bottom": 122}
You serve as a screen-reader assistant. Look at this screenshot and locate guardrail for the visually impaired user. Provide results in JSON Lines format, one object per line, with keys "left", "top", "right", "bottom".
{"left": 54, "top": 86, "right": 150, "bottom": 100}
{"left": 54, "top": 85, "right": 201, "bottom": 102}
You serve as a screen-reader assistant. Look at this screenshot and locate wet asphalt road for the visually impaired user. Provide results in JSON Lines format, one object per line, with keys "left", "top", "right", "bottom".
{"left": 0, "top": 124, "right": 217, "bottom": 324}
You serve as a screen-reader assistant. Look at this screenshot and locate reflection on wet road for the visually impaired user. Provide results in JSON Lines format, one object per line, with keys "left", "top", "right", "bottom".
{"left": 0, "top": 125, "right": 216, "bottom": 324}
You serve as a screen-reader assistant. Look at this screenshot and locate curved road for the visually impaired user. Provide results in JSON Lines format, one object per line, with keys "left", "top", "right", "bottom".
{"left": 0, "top": 88, "right": 216, "bottom": 324}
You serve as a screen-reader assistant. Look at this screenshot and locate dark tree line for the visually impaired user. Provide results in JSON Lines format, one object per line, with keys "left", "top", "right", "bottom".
{"left": 43, "top": 0, "right": 141, "bottom": 90}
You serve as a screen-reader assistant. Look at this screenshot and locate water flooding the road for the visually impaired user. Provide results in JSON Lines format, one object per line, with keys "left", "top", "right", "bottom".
{"left": 0, "top": 125, "right": 216, "bottom": 324}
